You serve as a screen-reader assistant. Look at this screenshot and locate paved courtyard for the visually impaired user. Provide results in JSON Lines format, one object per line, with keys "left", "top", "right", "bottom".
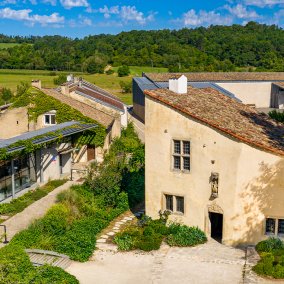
{"left": 67, "top": 240, "right": 265, "bottom": 284}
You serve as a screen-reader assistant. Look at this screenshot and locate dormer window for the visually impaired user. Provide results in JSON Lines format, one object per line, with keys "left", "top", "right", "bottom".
{"left": 44, "top": 114, "right": 56, "bottom": 125}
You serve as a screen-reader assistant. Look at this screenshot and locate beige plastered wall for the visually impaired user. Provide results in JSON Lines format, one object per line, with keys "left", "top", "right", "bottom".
{"left": 0, "top": 107, "right": 29, "bottom": 139}
{"left": 145, "top": 96, "right": 284, "bottom": 246}
{"left": 217, "top": 82, "right": 272, "bottom": 108}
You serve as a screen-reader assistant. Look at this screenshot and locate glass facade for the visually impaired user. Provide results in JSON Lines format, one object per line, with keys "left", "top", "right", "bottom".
{"left": 0, "top": 154, "right": 36, "bottom": 202}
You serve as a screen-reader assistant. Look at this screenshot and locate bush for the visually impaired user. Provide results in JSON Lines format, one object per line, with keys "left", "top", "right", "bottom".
{"left": 105, "top": 69, "right": 114, "bottom": 75}
{"left": 0, "top": 179, "right": 67, "bottom": 216}
{"left": 254, "top": 238, "right": 284, "bottom": 279}
{"left": 119, "top": 81, "right": 132, "bottom": 93}
{"left": 167, "top": 224, "right": 207, "bottom": 247}
{"left": 114, "top": 233, "right": 135, "bottom": 251}
{"left": 0, "top": 245, "right": 34, "bottom": 283}
{"left": 27, "top": 265, "right": 79, "bottom": 284}
{"left": 269, "top": 110, "right": 284, "bottom": 123}
{"left": 256, "top": 237, "right": 284, "bottom": 253}
{"left": 54, "top": 74, "right": 66, "bottom": 85}
{"left": 55, "top": 216, "right": 108, "bottom": 261}
{"left": 135, "top": 235, "right": 163, "bottom": 251}
{"left": 117, "top": 65, "right": 130, "bottom": 77}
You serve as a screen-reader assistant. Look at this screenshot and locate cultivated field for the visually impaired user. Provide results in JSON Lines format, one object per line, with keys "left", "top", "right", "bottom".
{"left": 0, "top": 66, "right": 167, "bottom": 105}
{"left": 0, "top": 43, "right": 21, "bottom": 49}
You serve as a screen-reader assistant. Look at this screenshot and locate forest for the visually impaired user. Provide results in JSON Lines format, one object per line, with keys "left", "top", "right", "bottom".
{"left": 0, "top": 22, "right": 284, "bottom": 73}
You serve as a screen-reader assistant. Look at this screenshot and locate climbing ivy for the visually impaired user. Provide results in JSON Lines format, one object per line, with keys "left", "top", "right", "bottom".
{"left": 11, "top": 87, "right": 106, "bottom": 146}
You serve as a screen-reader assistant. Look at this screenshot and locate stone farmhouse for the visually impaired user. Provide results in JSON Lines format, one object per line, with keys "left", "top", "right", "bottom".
{"left": 138, "top": 73, "right": 284, "bottom": 246}
{"left": 0, "top": 77, "right": 127, "bottom": 203}
{"left": 133, "top": 72, "right": 284, "bottom": 122}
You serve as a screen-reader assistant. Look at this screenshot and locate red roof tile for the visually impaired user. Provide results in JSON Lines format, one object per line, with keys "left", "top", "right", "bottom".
{"left": 144, "top": 87, "right": 284, "bottom": 156}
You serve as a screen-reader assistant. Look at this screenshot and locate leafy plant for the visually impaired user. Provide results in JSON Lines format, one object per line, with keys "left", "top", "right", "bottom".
{"left": 256, "top": 237, "right": 284, "bottom": 253}
{"left": 117, "top": 65, "right": 130, "bottom": 77}
{"left": 166, "top": 224, "right": 207, "bottom": 247}
{"left": 269, "top": 110, "right": 284, "bottom": 123}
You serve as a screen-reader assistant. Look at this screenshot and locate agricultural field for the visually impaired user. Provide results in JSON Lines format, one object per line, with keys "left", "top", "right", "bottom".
{"left": 0, "top": 43, "right": 21, "bottom": 49}
{"left": 0, "top": 66, "right": 167, "bottom": 105}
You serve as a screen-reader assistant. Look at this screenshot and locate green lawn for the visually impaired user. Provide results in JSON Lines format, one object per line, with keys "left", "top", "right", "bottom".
{"left": 0, "top": 43, "right": 21, "bottom": 49}
{"left": 0, "top": 66, "right": 168, "bottom": 105}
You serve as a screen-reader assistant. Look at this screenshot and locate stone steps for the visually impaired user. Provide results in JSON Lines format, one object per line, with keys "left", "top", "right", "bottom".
{"left": 25, "top": 249, "right": 72, "bottom": 269}
{"left": 95, "top": 209, "right": 145, "bottom": 251}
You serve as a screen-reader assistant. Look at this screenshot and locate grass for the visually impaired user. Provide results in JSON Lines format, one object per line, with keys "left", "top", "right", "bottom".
{"left": 0, "top": 66, "right": 168, "bottom": 105}
{"left": 0, "top": 43, "right": 21, "bottom": 49}
{"left": 0, "top": 179, "right": 68, "bottom": 218}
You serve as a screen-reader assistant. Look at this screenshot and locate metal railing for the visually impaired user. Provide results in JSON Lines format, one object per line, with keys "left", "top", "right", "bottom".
{"left": 0, "top": 224, "right": 9, "bottom": 244}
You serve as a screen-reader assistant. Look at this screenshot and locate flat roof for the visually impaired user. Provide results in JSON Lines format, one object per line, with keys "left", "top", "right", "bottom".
{"left": 144, "top": 72, "right": 284, "bottom": 82}
{"left": 0, "top": 121, "right": 97, "bottom": 153}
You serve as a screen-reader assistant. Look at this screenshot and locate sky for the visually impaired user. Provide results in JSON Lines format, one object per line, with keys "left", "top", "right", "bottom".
{"left": 0, "top": 0, "right": 283, "bottom": 37}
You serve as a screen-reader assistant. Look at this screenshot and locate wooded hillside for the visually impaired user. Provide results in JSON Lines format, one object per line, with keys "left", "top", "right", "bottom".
{"left": 0, "top": 22, "right": 283, "bottom": 72}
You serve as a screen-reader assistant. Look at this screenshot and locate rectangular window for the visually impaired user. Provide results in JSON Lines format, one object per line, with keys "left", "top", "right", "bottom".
{"left": 164, "top": 194, "right": 184, "bottom": 214}
{"left": 44, "top": 114, "right": 56, "bottom": 125}
{"left": 176, "top": 196, "right": 184, "bottom": 213}
{"left": 165, "top": 195, "right": 173, "bottom": 211}
{"left": 172, "top": 140, "right": 190, "bottom": 172}
{"left": 278, "top": 219, "right": 284, "bottom": 235}
{"left": 266, "top": 218, "right": 276, "bottom": 234}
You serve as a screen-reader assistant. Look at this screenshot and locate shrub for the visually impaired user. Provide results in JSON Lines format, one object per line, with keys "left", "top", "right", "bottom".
{"left": 105, "top": 69, "right": 114, "bottom": 75}
{"left": 114, "top": 234, "right": 135, "bottom": 251}
{"left": 53, "top": 74, "right": 66, "bottom": 85}
{"left": 135, "top": 235, "right": 163, "bottom": 251}
{"left": 167, "top": 224, "right": 207, "bottom": 247}
{"left": 256, "top": 237, "right": 284, "bottom": 253}
{"left": 119, "top": 81, "right": 132, "bottom": 93}
{"left": 0, "top": 245, "right": 34, "bottom": 283}
{"left": 0, "top": 179, "right": 67, "bottom": 216}
{"left": 117, "top": 65, "right": 130, "bottom": 77}
{"left": 55, "top": 216, "right": 108, "bottom": 261}
{"left": 27, "top": 265, "right": 79, "bottom": 284}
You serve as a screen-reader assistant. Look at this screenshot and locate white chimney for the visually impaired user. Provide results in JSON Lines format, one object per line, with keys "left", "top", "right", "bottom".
{"left": 169, "top": 75, "right": 187, "bottom": 94}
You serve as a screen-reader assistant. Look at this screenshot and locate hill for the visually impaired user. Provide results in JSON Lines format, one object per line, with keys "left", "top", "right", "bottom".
{"left": 0, "top": 22, "right": 283, "bottom": 72}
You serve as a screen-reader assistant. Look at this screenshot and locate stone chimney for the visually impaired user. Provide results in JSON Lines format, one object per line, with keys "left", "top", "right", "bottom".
{"left": 31, "top": 80, "right": 42, "bottom": 90}
{"left": 169, "top": 75, "right": 187, "bottom": 94}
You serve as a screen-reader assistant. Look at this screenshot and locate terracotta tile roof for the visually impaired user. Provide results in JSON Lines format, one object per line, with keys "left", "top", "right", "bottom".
{"left": 42, "top": 89, "right": 114, "bottom": 128}
{"left": 144, "top": 72, "right": 284, "bottom": 82}
{"left": 144, "top": 87, "right": 284, "bottom": 156}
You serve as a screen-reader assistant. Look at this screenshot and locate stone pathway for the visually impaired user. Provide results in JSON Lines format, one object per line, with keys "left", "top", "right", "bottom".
{"left": 0, "top": 180, "right": 80, "bottom": 247}
{"left": 94, "top": 208, "right": 145, "bottom": 252}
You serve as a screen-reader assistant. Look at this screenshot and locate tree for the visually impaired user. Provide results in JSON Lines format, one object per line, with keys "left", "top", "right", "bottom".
{"left": 53, "top": 74, "right": 66, "bottom": 85}
{"left": 117, "top": 65, "right": 130, "bottom": 77}
{"left": 119, "top": 81, "right": 132, "bottom": 93}
{"left": 1, "top": 88, "right": 12, "bottom": 102}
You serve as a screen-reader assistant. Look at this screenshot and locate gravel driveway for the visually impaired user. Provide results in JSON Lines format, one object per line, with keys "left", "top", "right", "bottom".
{"left": 67, "top": 240, "right": 250, "bottom": 284}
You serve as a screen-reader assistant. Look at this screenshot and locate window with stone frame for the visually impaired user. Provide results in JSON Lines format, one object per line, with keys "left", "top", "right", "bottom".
{"left": 164, "top": 194, "right": 184, "bottom": 214}
{"left": 265, "top": 218, "right": 284, "bottom": 236}
{"left": 172, "top": 140, "right": 190, "bottom": 171}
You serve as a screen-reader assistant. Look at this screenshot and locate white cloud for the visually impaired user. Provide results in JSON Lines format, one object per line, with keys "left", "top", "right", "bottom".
{"left": 180, "top": 9, "right": 233, "bottom": 27}
{"left": 69, "top": 15, "right": 92, "bottom": 27}
{"left": 0, "top": 0, "right": 17, "bottom": 5}
{"left": 60, "top": 0, "right": 89, "bottom": 9}
{"left": 43, "top": 0, "right": 56, "bottom": 5}
{"left": 225, "top": 4, "right": 260, "bottom": 19}
{"left": 244, "top": 0, "right": 284, "bottom": 7}
{"left": 98, "top": 5, "right": 119, "bottom": 19}
{"left": 94, "top": 5, "right": 155, "bottom": 25}
{"left": 0, "top": 7, "right": 64, "bottom": 26}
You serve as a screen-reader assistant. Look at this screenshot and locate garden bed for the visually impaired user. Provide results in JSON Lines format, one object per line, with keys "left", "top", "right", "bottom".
{"left": 253, "top": 238, "right": 284, "bottom": 279}
{"left": 0, "top": 179, "right": 68, "bottom": 218}
{"left": 114, "top": 212, "right": 207, "bottom": 252}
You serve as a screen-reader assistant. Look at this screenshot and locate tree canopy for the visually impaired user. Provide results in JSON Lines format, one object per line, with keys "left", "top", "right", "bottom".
{"left": 0, "top": 22, "right": 284, "bottom": 72}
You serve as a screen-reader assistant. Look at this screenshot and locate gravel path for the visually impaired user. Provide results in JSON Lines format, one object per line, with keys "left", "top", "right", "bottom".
{"left": 67, "top": 240, "right": 250, "bottom": 284}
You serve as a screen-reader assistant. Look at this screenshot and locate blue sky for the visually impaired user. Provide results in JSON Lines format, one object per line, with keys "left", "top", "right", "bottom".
{"left": 0, "top": 0, "right": 283, "bottom": 37}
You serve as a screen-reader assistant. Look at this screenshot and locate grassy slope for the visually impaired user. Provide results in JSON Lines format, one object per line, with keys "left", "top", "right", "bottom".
{"left": 0, "top": 43, "right": 21, "bottom": 49}
{"left": 0, "top": 66, "right": 168, "bottom": 105}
